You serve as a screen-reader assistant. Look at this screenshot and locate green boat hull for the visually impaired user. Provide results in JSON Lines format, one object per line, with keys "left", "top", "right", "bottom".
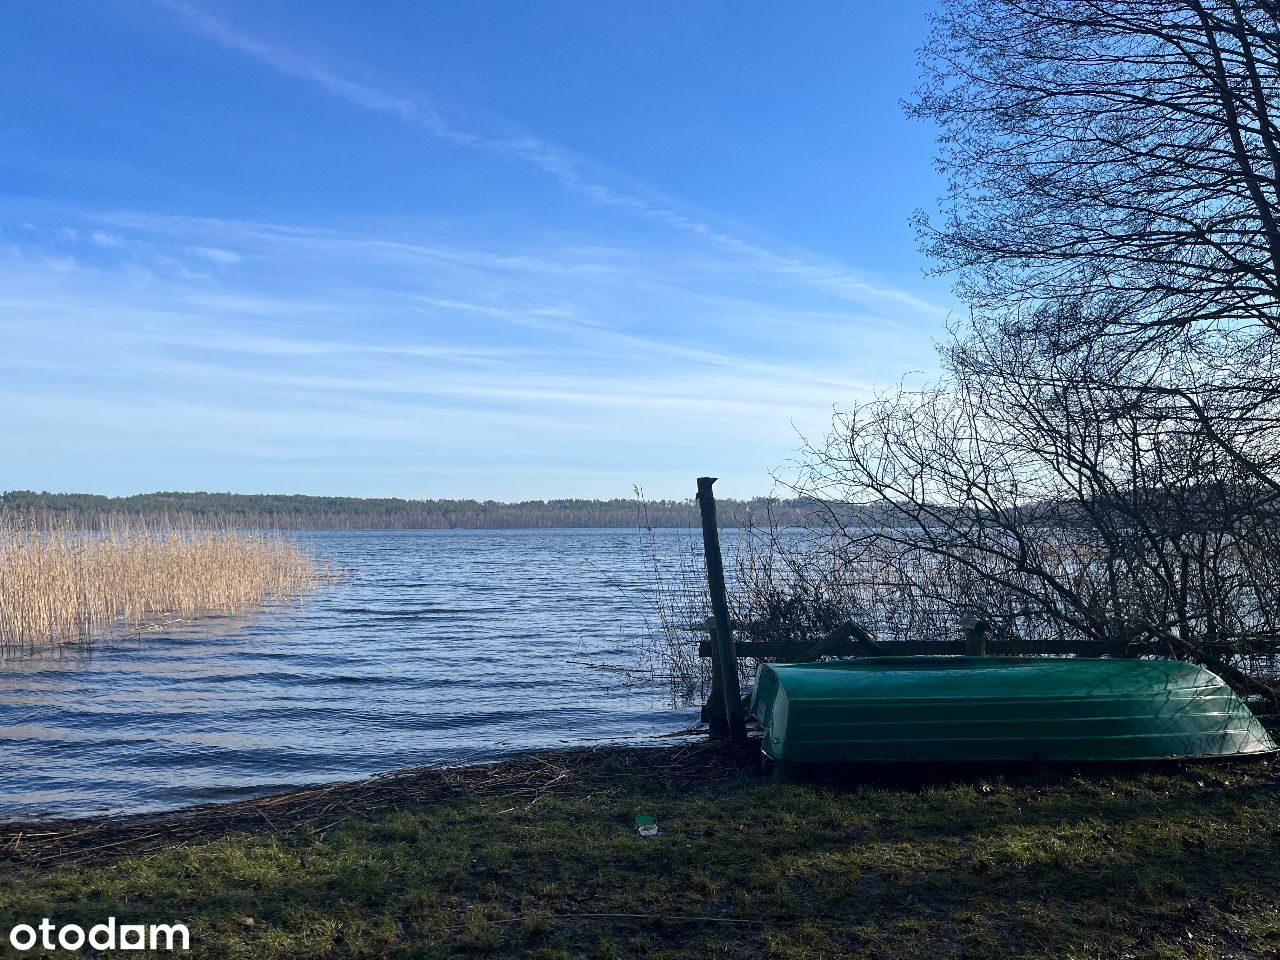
{"left": 750, "top": 657, "right": 1277, "bottom": 763}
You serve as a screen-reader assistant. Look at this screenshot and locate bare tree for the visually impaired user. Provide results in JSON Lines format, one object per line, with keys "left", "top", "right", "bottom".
{"left": 913, "top": 0, "right": 1280, "bottom": 333}
{"left": 745, "top": 0, "right": 1280, "bottom": 697}
{"left": 647, "top": 1, "right": 1280, "bottom": 700}
{"left": 796, "top": 305, "right": 1280, "bottom": 698}
{"left": 912, "top": 0, "right": 1280, "bottom": 490}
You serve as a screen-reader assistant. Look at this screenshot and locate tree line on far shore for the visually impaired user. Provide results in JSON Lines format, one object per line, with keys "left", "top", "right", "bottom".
{"left": 0, "top": 490, "right": 839, "bottom": 530}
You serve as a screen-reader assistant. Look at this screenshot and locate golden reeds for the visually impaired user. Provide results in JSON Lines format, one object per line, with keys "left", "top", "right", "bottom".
{"left": 0, "top": 514, "right": 331, "bottom": 655}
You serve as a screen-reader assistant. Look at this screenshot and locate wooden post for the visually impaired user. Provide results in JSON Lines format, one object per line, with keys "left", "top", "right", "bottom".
{"left": 962, "top": 616, "right": 988, "bottom": 656}
{"left": 696, "top": 477, "right": 747, "bottom": 743}
{"left": 700, "top": 630, "right": 727, "bottom": 730}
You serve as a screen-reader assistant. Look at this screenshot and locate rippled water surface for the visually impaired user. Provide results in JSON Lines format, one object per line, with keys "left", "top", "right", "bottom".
{"left": 0, "top": 529, "right": 706, "bottom": 818}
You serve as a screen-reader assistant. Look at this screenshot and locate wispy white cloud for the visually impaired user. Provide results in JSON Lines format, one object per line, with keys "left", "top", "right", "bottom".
{"left": 0, "top": 203, "right": 936, "bottom": 497}
{"left": 153, "top": 0, "right": 946, "bottom": 318}
{"left": 187, "top": 246, "right": 242, "bottom": 266}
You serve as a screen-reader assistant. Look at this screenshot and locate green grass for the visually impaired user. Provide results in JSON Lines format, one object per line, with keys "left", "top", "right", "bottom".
{"left": 1, "top": 747, "right": 1278, "bottom": 958}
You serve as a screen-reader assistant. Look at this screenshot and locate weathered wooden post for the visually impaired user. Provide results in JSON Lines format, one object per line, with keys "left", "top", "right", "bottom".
{"left": 696, "top": 477, "right": 748, "bottom": 744}
{"left": 962, "top": 614, "right": 988, "bottom": 656}
{"left": 701, "top": 655, "right": 726, "bottom": 731}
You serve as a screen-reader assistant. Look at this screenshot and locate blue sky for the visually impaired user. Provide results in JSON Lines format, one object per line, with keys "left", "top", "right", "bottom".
{"left": 1, "top": 1, "right": 950, "bottom": 500}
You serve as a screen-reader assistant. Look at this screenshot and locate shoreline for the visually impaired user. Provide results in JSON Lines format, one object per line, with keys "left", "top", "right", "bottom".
{"left": 0, "top": 742, "right": 752, "bottom": 866}
{"left": 1, "top": 742, "right": 1279, "bottom": 957}
{"left": 6, "top": 731, "right": 1279, "bottom": 863}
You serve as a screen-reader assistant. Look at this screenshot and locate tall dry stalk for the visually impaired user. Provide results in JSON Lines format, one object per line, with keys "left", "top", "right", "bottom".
{"left": 0, "top": 514, "right": 331, "bottom": 655}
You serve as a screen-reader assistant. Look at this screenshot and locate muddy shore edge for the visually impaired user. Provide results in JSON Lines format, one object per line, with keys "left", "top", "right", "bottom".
{"left": 0, "top": 741, "right": 757, "bottom": 866}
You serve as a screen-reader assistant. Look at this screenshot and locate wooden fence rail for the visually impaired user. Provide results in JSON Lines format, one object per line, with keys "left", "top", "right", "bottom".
{"left": 697, "top": 634, "right": 1280, "bottom": 660}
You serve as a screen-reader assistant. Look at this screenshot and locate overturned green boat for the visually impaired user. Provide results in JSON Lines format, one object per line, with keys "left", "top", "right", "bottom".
{"left": 750, "top": 657, "right": 1276, "bottom": 763}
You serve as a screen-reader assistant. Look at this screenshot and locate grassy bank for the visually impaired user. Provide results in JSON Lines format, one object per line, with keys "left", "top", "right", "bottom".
{"left": 0, "top": 517, "right": 327, "bottom": 654}
{"left": 1, "top": 744, "right": 1278, "bottom": 959}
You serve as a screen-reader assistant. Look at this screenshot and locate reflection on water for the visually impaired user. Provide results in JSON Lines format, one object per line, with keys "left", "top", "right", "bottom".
{"left": 0, "top": 529, "right": 703, "bottom": 818}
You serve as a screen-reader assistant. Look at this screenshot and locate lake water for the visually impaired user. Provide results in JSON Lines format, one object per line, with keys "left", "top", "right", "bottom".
{"left": 0, "top": 529, "right": 712, "bottom": 819}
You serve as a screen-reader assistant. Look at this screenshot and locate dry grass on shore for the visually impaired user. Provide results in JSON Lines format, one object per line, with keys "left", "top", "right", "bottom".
{"left": 0, "top": 515, "right": 330, "bottom": 654}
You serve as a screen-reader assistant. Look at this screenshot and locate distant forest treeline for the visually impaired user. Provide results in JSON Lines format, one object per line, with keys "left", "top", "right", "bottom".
{"left": 0, "top": 490, "right": 834, "bottom": 530}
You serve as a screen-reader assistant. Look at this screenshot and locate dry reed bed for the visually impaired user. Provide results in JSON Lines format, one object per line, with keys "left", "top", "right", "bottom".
{"left": 0, "top": 516, "right": 330, "bottom": 655}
